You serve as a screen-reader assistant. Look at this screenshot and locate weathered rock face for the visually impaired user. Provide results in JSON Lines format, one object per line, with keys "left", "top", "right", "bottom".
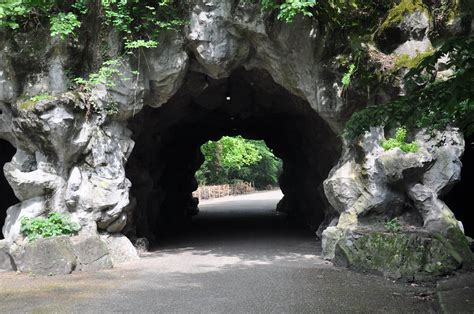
{"left": 0, "top": 0, "right": 471, "bottom": 277}
{"left": 322, "top": 127, "right": 472, "bottom": 278}
{"left": 334, "top": 228, "right": 473, "bottom": 280}
{"left": 0, "top": 240, "right": 15, "bottom": 272}
{"left": 8, "top": 235, "right": 129, "bottom": 275}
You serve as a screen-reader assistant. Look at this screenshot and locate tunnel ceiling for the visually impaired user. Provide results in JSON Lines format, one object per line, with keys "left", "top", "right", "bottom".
{"left": 126, "top": 68, "right": 342, "bottom": 241}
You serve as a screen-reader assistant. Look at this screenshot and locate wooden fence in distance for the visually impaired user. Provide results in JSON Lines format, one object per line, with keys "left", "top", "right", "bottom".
{"left": 193, "top": 181, "right": 255, "bottom": 200}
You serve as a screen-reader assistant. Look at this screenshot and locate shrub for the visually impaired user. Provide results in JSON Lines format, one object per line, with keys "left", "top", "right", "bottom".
{"left": 50, "top": 12, "right": 81, "bottom": 40}
{"left": 381, "top": 127, "right": 418, "bottom": 153}
{"left": 342, "top": 63, "right": 356, "bottom": 87}
{"left": 384, "top": 218, "right": 401, "bottom": 233}
{"left": 20, "top": 212, "right": 81, "bottom": 242}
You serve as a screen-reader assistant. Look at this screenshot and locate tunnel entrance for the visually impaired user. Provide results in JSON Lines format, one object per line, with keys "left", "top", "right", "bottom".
{"left": 446, "top": 135, "right": 474, "bottom": 237}
{"left": 0, "top": 139, "right": 17, "bottom": 239}
{"left": 126, "top": 68, "right": 341, "bottom": 243}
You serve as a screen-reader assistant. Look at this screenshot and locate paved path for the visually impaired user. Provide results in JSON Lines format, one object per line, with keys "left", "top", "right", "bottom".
{"left": 0, "top": 190, "right": 458, "bottom": 313}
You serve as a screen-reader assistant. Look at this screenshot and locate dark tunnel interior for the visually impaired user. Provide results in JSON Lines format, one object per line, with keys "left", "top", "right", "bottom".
{"left": 0, "top": 139, "right": 17, "bottom": 239}
{"left": 445, "top": 135, "right": 474, "bottom": 237}
{"left": 125, "top": 68, "right": 342, "bottom": 243}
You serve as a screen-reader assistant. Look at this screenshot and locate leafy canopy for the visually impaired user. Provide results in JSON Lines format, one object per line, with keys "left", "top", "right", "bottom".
{"left": 0, "top": 0, "right": 185, "bottom": 50}
{"left": 196, "top": 136, "right": 282, "bottom": 188}
{"left": 345, "top": 36, "right": 474, "bottom": 139}
{"left": 258, "top": 0, "right": 317, "bottom": 23}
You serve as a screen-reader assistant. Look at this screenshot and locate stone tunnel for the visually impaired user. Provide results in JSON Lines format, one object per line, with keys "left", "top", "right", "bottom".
{"left": 126, "top": 68, "right": 341, "bottom": 241}
{"left": 0, "top": 0, "right": 472, "bottom": 278}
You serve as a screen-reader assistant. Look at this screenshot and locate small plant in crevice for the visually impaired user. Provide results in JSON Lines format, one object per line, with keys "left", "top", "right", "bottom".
{"left": 381, "top": 127, "right": 418, "bottom": 153}
{"left": 384, "top": 217, "right": 401, "bottom": 233}
{"left": 20, "top": 212, "right": 81, "bottom": 242}
{"left": 342, "top": 63, "right": 356, "bottom": 88}
{"left": 73, "top": 59, "right": 122, "bottom": 93}
{"left": 73, "top": 59, "right": 126, "bottom": 118}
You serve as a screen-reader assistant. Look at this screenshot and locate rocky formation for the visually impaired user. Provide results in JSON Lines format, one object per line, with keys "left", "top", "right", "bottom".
{"left": 0, "top": 0, "right": 472, "bottom": 277}
{"left": 323, "top": 127, "right": 473, "bottom": 278}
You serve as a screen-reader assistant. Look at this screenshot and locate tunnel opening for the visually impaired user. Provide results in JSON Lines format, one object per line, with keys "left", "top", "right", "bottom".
{"left": 194, "top": 135, "right": 282, "bottom": 193}
{"left": 126, "top": 68, "right": 341, "bottom": 244}
{"left": 0, "top": 139, "right": 18, "bottom": 240}
{"left": 445, "top": 134, "right": 474, "bottom": 237}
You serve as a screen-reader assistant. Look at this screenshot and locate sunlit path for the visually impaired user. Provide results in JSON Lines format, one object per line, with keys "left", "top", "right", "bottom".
{"left": 0, "top": 191, "right": 438, "bottom": 313}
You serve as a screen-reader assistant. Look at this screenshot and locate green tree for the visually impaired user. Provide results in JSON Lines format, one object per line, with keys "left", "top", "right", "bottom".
{"left": 196, "top": 136, "right": 282, "bottom": 188}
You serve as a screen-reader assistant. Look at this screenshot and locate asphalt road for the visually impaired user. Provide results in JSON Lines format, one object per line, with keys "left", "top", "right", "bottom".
{"left": 0, "top": 190, "right": 440, "bottom": 313}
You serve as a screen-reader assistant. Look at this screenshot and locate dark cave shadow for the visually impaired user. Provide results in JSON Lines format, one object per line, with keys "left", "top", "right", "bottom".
{"left": 0, "top": 139, "right": 18, "bottom": 239}
{"left": 147, "top": 192, "right": 322, "bottom": 264}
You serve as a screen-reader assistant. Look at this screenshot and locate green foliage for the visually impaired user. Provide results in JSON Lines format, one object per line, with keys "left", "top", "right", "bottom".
{"left": 345, "top": 36, "right": 474, "bottom": 139}
{"left": 342, "top": 63, "right": 356, "bottom": 87}
{"left": 258, "top": 0, "right": 317, "bottom": 23}
{"left": 277, "top": 0, "right": 317, "bottom": 23}
{"left": 50, "top": 12, "right": 81, "bottom": 40}
{"left": 74, "top": 59, "right": 122, "bottom": 92}
{"left": 196, "top": 136, "right": 282, "bottom": 188}
{"left": 20, "top": 212, "right": 80, "bottom": 242}
{"left": 0, "top": 0, "right": 185, "bottom": 51}
{"left": 0, "top": 0, "right": 55, "bottom": 29}
{"left": 384, "top": 218, "right": 401, "bottom": 233}
{"left": 124, "top": 39, "right": 158, "bottom": 50}
{"left": 101, "top": 0, "right": 186, "bottom": 51}
{"left": 381, "top": 127, "right": 418, "bottom": 153}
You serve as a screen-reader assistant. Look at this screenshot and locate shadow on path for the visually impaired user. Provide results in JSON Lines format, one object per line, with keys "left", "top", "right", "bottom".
{"left": 149, "top": 190, "right": 321, "bottom": 265}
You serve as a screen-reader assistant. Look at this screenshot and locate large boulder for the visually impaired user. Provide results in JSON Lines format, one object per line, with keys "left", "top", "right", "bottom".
{"left": 70, "top": 235, "right": 113, "bottom": 271}
{"left": 100, "top": 234, "right": 139, "bottom": 266}
{"left": 323, "top": 127, "right": 470, "bottom": 276}
{"left": 6, "top": 235, "right": 119, "bottom": 275}
{"left": 0, "top": 240, "right": 15, "bottom": 272}
{"left": 10, "top": 237, "right": 77, "bottom": 275}
{"left": 334, "top": 228, "right": 474, "bottom": 280}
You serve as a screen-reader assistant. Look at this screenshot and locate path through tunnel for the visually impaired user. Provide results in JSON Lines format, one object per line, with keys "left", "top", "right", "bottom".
{"left": 126, "top": 68, "right": 342, "bottom": 243}
{"left": 0, "top": 139, "right": 17, "bottom": 239}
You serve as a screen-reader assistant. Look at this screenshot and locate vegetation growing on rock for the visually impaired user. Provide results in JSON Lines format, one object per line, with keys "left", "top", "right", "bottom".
{"left": 382, "top": 127, "right": 418, "bottom": 153}
{"left": 379, "top": 0, "right": 427, "bottom": 32}
{"left": 393, "top": 50, "right": 433, "bottom": 70}
{"left": 20, "top": 212, "right": 80, "bottom": 242}
{"left": 335, "top": 228, "right": 472, "bottom": 279}
{"left": 18, "top": 93, "right": 53, "bottom": 110}
{"left": 345, "top": 36, "right": 474, "bottom": 139}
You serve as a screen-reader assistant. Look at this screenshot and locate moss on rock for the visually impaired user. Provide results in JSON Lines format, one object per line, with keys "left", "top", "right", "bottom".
{"left": 18, "top": 94, "right": 53, "bottom": 110}
{"left": 334, "top": 228, "right": 473, "bottom": 280}
{"left": 380, "top": 0, "right": 428, "bottom": 32}
{"left": 393, "top": 50, "right": 434, "bottom": 70}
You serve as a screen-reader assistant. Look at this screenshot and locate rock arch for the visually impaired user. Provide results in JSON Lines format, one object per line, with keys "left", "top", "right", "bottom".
{"left": 0, "top": 0, "right": 471, "bottom": 277}
{"left": 126, "top": 67, "right": 341, "bottom": 241}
